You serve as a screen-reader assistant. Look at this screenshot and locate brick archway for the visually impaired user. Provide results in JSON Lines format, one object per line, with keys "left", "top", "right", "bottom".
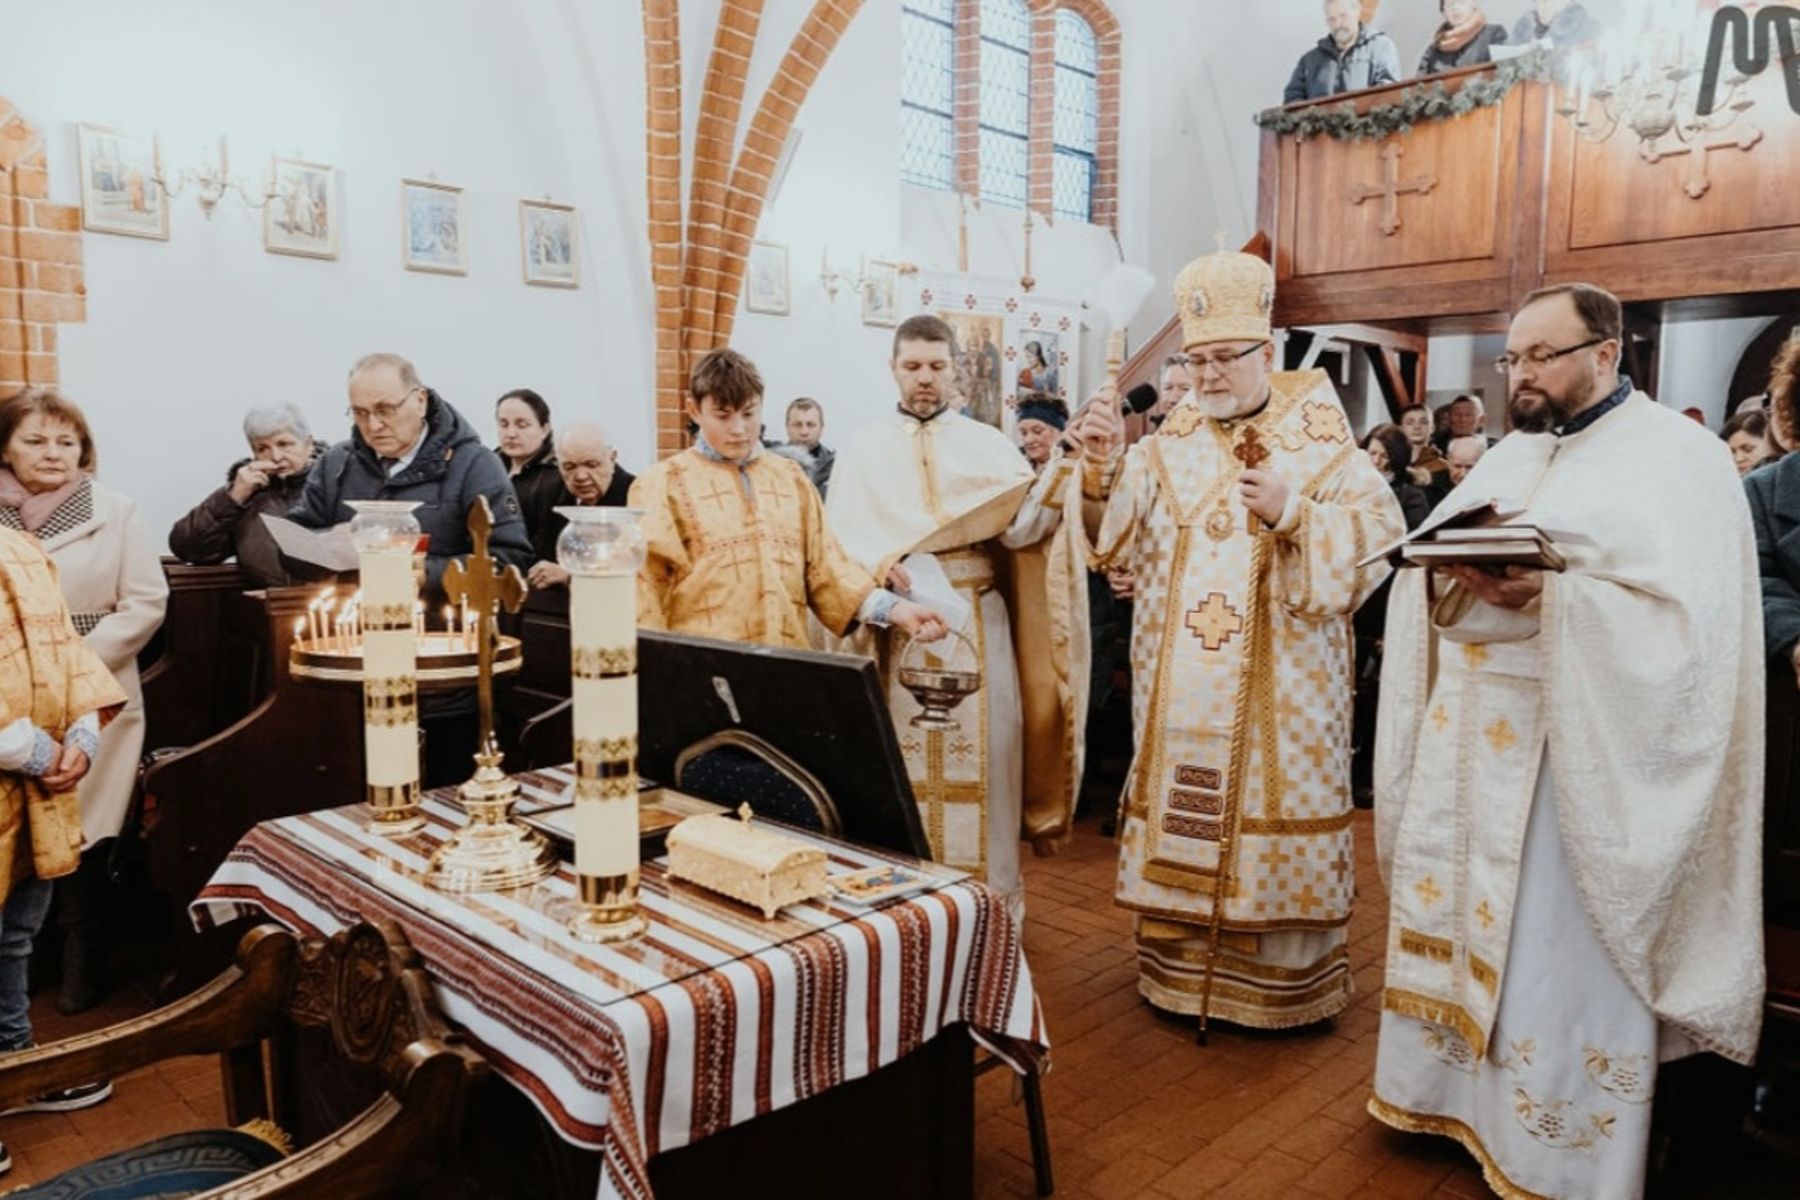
{"left": 0, "top": 100, "right": 85, "bottom": 395}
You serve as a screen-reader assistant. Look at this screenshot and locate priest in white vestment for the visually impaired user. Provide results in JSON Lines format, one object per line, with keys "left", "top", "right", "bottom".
{"left": 1371, "top": 282, "right": 1765, "bottom": 1200}
{"left": 1075, "top": 250, "right": 1404, "bottom": 1031}
{"left": 826, "top": 315, "right": 1089, "bottom": 917}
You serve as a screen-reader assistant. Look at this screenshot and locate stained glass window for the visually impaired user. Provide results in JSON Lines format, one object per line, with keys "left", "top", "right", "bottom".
{"left": 901, "top": 2, "right": 956, "bottom": 190}
{"left": 1052, "top": 9, "right": 1098, "bottom": 222}
{"left": 978, "top": 0, "right": 1030, "bottom": 208}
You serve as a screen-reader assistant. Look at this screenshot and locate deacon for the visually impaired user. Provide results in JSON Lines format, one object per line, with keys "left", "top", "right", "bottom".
{"left": 1075, "top": 249, "right": 1404, "bottom": 1032}
{"left": 827, "top": 316, "right": 1089, "bottom": 918}
{"left": 1370, "top": 283, "right": 1764, "bottom": 1199}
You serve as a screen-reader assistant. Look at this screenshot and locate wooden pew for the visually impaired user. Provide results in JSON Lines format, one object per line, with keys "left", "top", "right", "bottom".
{"left": 138, "top": 559, "right": 261, "bottom": 755}
{"left": 141, "top": 585, "right": 362, "bottom": 989}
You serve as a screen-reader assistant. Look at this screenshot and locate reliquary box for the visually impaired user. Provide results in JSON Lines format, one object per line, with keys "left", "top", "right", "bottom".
{"left": 665, "top": 809, "right": 830, "bottom": 919}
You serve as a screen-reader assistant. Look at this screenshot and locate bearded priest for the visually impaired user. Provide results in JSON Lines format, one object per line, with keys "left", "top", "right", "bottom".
{"left": 1073, "top": 250, "right": 1404, "bottom": 1035}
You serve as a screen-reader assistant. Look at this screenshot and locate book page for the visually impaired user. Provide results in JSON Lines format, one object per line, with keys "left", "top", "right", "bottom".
{"left": 261, "top": 515, "right": 360, "bottom": 572}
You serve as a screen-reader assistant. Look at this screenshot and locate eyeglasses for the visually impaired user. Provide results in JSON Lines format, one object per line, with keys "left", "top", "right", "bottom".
{"left": 1492, "top": 338, "right": 1605, "bottom": 377}
{"left": 1185, "top": 343, "right": 1266, "bottom": 373}
{"left": 346, "top": 389, "right": 420, "bottom": 426}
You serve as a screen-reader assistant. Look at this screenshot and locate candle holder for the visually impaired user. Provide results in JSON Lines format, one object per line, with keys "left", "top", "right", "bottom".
{"left": 347, "top": 500, "right": 426, "bottom": 837}
{"left": 559, "top": 507, "right": 649, "bottom": 943}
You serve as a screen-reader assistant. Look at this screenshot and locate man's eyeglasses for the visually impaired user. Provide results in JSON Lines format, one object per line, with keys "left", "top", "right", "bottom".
{"left": 346, "top": 389, "right": 420, "bottom": 426}
{"left": 1185, "top": 343, "right": 1266, "bottom": 374}
{"left": 1492, "top": 338, "right": 1605, "bottom": 377}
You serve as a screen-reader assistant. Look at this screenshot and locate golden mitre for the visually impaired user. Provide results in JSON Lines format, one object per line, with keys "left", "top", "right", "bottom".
{"left": 1173, "top": 250, "right": 1275, "bottom": 349}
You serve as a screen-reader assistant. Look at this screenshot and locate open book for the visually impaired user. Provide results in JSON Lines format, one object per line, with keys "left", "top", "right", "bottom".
{"left": 1357, "top": 497, "right": 1571, "bottom": 573}
{"left": 261, "top": 515, "right": 359, "bottom": 572}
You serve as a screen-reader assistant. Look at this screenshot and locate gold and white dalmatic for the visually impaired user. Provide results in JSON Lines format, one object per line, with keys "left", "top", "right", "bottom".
{"left": 825, "top": 408, "right": 1088, "bottom": 915}
{"left": 1082, "top": 369, "right": 1403, "bottom": 1027}
{"left": 1370, "top": 393, "right": 1765, "bottom": 1200}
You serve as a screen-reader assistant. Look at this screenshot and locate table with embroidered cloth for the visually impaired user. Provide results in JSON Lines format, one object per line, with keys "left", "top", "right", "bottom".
{"left": 189, "top": 768, "right": 1046, "bottom": 1200}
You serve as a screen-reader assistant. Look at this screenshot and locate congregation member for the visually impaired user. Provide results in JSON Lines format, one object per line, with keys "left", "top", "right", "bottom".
{"left": 1016, "top": 395, "right": 1068, "bottom": 471}
{"left": 1362, "top": 423, "right": 1432, "bottom": 530}
{"left": 1417, "top": 0, "right": 1508, "bottom": 76}
{"left": 494, "top": 388, "right": 564, "bottom": 567}
{"left": 1074, "top": 250, "right": 1403, "bottom": 1030}
{"left": 1749, "top": 327, "right": 1800, "bottom": 684}
{"left": 776, "top": 397, "right": 834, "bottom": 496}
{"left": 1146, "top": 353, "right": 1191, "bottom": 432}
{"left": 1723, "top": 407, "right": 1777, "bottom": 478}
{"left": 1445, "top": 433, "right": 1488, "bottom": 486}
{"left": 526, "top": 421, "right": 634, "bottom": 590}
{"left": 828, "top": 315, "right": 1089, "bottom": 919}
{"left": 1372, "top": 283, "right": 1764, "bottom": 1200}
{"left": 290, "top": 354, "right": 527, "bottom": 787}
{"left": 1510, "top": 0, "right": 1601, "bottom": 49}
{"left": 290, "top": 353, "right": 530, "bottom": 600}
{"left": 1283, "top": 0, "right": 1403, "bottom": 103}
{"left": 1398, "top": 403, "right": 1450, "bottom": 498}
{"left": 0, "top": 526, "right": 128, "bottom": 1164}
{"left": 1434, "top": 392, "right": 1493, "bottom": 451}
{"left": 631, "top": 348, "right": 946, "bottom": 649}
{"left": 168, "top": 401, "right": 321, "bottom": 588}
{"left": 0, "top": 389, "right": 167, "bottom": 1016}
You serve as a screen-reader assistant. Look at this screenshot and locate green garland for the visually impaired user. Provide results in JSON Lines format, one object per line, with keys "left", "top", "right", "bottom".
{"left": 1254, "top": 49, "right": 1555, "bottom": 142}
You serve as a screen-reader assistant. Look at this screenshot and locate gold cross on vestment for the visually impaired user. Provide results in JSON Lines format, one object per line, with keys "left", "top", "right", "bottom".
{"left": 1328, "top": 847, "right": 1351, "bottom": 883}
{"left": 1414, "top": 875, "right": 1444, "bottom": 908}
{"left": 1475, "top": 900, "right": 1496, "bottom": 930}
{"left": 1349, "top": 141, "right": 1437, "bottom": 237}
{"left": 1484, "top": 717, "right": 1518, "bottom": 755}
{"left": 1292, "top": 883, "right": 1326, "bottom": 916}
{"left": 442, "top": 496, "right": 528, "bottom": 758}
{"left": 1184, "top": 592, "right": 1243, "bottom": 651}
{"left": 1257, "top": 844, "right": 1293, "bottom": 874}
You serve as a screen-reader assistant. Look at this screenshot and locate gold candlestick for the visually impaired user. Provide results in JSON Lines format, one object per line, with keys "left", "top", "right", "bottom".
{"left": 425, "top": 496, "right": 557, "bottom": 892}
{"left": 348, "top": 501, "right": 425, "bottom": 837}
{"left": 558, "top": 506, "right": 648, "bottom": 943}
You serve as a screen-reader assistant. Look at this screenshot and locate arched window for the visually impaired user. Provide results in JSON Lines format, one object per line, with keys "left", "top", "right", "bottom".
{"left": 900, "top": 0, "right": 956, "bottom": 190}
{"left": 977, "top": 0, "right": 1031, "bottom": 207}
{"left": 1051, "top": 9, "right": 1098, "bottom": 222}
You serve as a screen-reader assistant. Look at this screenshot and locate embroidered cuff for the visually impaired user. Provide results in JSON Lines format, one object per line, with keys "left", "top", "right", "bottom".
{"left": 859, "top": 588, "right": 900, "bottom": 628}
{"left": 1081, "top": 455, "right": 1119, "bottom": 501}
{"left": 0, "top": 717, "right": 39, "bottom": 772}
{"left": 1271, "top": 490, "right": 1304, "bottom": 536}
{"left": 64, "top": 713, "right": 100, "bottom": 763}
{"left": 21, "top": 730, "right": 57, "bottom": 778}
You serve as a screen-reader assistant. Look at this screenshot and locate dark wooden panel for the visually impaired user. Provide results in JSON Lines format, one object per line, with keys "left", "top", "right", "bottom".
{"left": 139, "top": 560, "right": 256, "bottom": 753}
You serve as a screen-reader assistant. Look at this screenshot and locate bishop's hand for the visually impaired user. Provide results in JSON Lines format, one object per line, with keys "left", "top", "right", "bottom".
{"left": 1237, "top": 468, "right": 1289, "bottom": 526}
{"left": 1075, "top": 385, "right": 1122, "bottom": 463}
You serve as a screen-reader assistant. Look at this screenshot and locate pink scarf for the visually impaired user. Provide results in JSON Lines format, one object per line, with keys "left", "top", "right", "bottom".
{"left": 0, "top": 468, "right": 84, "bottom": 534}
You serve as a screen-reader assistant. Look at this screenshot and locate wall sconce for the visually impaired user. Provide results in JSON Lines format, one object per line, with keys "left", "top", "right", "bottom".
{"left": 153, "top": 135, "right": 275, "bottom": 218}
{"left": 819, "top": 251, "right": 918, "bottom": 300}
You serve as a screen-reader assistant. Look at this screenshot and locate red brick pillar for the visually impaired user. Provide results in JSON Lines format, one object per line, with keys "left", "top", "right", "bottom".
{"left": 0, "top": 101, "right": 84, "bottom": 395}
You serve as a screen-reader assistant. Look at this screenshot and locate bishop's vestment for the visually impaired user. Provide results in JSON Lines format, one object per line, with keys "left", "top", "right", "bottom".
{"left": 1082, "top": 369, "right": 1403, "bottom": 1027}
{"left": 1371, "top": 391, "right": 1765, "bottom": 1200}
{"left": 630, "top": 446, "right": 876, "bottom": 650}
{"left": 826, "top": 407, "right": 1089, "bottom": 915}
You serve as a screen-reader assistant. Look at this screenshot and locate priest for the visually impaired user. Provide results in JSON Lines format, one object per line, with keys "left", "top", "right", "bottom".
{"left": 1369, "top": 283, "right": 1764, "bottom": 1199}
{"left": 825, "top": 315, "right": 1088, "bottom": 918}
{"left": 1074, "top": 249, "right": 1403, "bottom": 1032}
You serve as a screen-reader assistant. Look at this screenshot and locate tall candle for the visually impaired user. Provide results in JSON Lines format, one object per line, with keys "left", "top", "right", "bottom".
{"left": 360, "top": 546, "right": 418, "bottom": 811}
{"left": 570, "top": 571, "right": 638, "bottom": 878}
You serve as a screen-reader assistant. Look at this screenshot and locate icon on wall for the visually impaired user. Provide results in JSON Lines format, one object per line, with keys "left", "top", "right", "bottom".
{"left": 264, "top": 157, "right": 338, "bottom": 259}
{"left": 401, "top": 178, "right": 466, "bottom": 275}
{"left": 76, "top": 123, "right": 168, "bottom": 240}
{"left": 519, "top": 198, "right": 578, "bottom": 288}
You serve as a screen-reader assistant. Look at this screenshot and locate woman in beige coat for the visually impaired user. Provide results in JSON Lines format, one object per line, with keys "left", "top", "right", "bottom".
{"left": 0, "top": 388, "right": 167, "bottom": 1013}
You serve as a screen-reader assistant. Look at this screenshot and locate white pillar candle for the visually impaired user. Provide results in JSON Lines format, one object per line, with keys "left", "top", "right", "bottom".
{"left": 571, "top": 571, "right": 638, "bottom": 878}
{"left": 360, "top": 546, "right": 419, "bottom": 805}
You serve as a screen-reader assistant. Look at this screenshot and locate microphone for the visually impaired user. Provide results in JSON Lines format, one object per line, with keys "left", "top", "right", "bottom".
{"left": 1124, "top": 382, "right": 1160, "bottom": 414}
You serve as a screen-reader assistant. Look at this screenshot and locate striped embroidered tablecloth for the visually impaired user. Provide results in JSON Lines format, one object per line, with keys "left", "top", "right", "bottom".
{"left": 190, "top": 775, "right": 1045, "bottom": 1200}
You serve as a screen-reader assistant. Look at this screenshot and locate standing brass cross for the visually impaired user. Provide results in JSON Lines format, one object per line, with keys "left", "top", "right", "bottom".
{"left": 1349, "top": 142, "right": 1436, "bottom": 237}
{"left": 1233, "top": 426, "right": 1270, "bottom": 533}
{"left": 442, "top": 496, "right": 528, "bottom": 758}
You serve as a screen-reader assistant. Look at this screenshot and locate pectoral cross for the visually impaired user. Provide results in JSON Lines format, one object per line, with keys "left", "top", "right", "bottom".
{"left": 443, "top": 496, "right": 528, "bottom": 758}
{"left": 1233, "top": 426, "right": 1270, "bottom": 534}
{"left": 1349, "top": 142, "right": 1436, "bottom": 237}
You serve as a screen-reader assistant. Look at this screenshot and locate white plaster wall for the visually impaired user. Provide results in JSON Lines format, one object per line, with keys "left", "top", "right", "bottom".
{"left": 1659, "top": 316, "right": 1778, "bottom": 427}
{"left": 0, "top": 0, "right": 649, "bottom": 549}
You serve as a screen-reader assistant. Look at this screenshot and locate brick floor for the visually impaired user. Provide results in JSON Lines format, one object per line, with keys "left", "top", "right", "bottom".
{"left": 1, "top": 811, "right": 1791, "bottom": 1196}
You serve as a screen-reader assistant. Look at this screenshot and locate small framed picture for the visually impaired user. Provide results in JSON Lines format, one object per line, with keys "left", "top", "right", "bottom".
{"left": 76, "top": 123, "right": 168, "bottom": 240}
{"left": 861, "top": 260, "right": 900, "bottom": 327}
{"left": 401, "top": 178, "right": 466, "bottom": 275}
{"left": 264, "top": 157, "right": 338, "bottom": 259}
{"left": 745, "top": 240, "right": 789, "bottom": 315}
{"left": 519, "top": 198, "right": 578, "bottom": 288}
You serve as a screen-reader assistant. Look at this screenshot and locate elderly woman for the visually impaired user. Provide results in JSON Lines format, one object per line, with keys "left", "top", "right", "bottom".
{"left": 1417, "top": 0, "right": 1508, "bottom": 76}
{"left": 0, "top": 388, "right": 167, "bottom": 1015}
{"left": 0, "top": 528, "right": 126, "bottom": 1146}
{"left": 168, "top": 401, "right": 320, "bottom": 587}
{"left": 1749, "top": 330, "right": 1800, "bottom": 689}
{"left": 494, "top": 388, "right": 563, "bottom": 566}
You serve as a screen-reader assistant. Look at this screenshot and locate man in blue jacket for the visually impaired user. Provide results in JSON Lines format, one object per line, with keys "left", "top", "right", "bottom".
{"left": 291, "top": 352, "right": 530, "bottom": 603}
{"left": 1283, "top": 0, "right": 1404, "bottom": 104}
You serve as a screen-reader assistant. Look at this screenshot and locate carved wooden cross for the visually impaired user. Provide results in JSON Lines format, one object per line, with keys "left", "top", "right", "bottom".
{"left": 1349, "top": 142, "right": 1436, "bottom": 236}
{"left": 1644, "top": 124, "right": 1764, "bottom": 200}
{"left": 1233, "top": 426, "right": 1269, "bottom": 533}
{"left": 442, "top": 496, "right": 528, "bottom": 757}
